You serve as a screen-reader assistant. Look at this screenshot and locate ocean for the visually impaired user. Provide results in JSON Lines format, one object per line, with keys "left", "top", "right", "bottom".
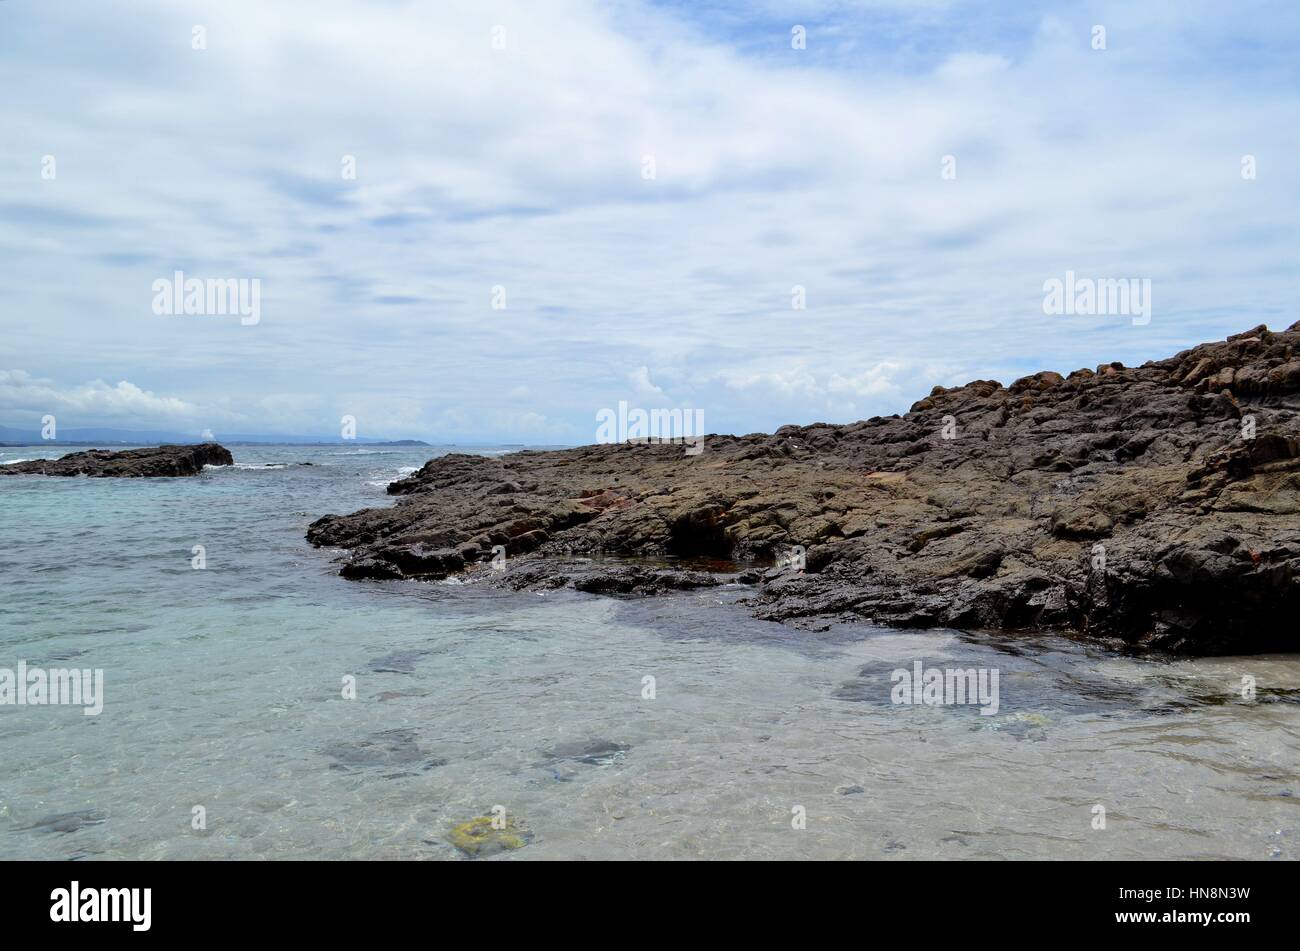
{"left": 1, "top": 444, "right": 1297, "bottom": 859}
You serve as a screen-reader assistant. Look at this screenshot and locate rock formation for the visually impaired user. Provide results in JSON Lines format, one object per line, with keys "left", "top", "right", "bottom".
{"left": 1, "top": 443, "right": 234, "bottom": 477}
{"left": 308, "top": 325, "right": 1300, "bottom": 655}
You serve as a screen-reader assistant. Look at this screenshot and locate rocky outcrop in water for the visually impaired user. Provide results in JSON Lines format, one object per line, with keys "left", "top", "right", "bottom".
{"left": 1, "top": 443, "right": 234, "bottom": 477}
{"left": 308, "top": 325, "right": 1300, "bottom": 655}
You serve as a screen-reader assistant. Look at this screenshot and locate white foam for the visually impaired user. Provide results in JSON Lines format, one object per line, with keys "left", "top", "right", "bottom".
{"left": 366, "top": 466, "right": 417, "bottom": 488}
{"left": 202, "top": 463, "right": 288, "bottom": 471}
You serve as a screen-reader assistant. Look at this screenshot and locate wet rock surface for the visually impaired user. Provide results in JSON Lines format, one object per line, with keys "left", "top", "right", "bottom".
{"left": 308, "top": 325, "right": 1300, "bottom": 655}
{"left": 1, "top": 443, "right": 234, "bottom": 477}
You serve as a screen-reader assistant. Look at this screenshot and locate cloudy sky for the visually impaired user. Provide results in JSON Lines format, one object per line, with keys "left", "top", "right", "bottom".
{"left": 2, "top": 0, "right": 1297, "bottom": 442}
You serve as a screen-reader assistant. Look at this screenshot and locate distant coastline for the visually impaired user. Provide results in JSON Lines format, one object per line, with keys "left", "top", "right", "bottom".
{"left": 0, "top": 439, "right": 436, "bottom": 448}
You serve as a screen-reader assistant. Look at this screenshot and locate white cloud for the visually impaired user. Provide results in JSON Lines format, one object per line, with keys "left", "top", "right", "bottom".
{"left": 0, "top": 370, "right": 199, "bottom": 420}
{"left": 1, "top": 0, "right": 1296, "bottom": 440}
{"left": 629, "top": 366, "right": 667, "bottom": 399}
{"left": 715, "top": 360, "right": 903, "bottom": 409}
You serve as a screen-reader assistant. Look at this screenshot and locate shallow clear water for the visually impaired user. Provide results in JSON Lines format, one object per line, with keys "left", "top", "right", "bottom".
{"left": 1, "top": 444, "right": 1297, "bottom": 860}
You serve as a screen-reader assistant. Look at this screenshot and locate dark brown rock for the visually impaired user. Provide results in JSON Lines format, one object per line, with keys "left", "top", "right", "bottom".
{"left": 308, "top": 326, "right": 1300, "bottom": 655}
{"left": 1, "top": 443, "right": 234, "bottom": 477}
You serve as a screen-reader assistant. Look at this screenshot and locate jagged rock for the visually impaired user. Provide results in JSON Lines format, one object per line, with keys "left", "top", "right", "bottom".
{"left": 307, "top": 325, "right": 1300, "bottom": 655}
{"left": 1, "top": 444, "right": 233, "bottom": 477}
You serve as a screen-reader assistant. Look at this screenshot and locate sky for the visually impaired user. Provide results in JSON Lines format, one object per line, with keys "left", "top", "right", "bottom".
{"left": 1, "top": 0, "right": 1298, "bottom": 443}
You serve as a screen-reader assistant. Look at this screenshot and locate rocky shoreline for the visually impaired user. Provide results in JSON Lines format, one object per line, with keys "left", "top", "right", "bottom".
{"left": 0, "top": 443, "right": 233, "bottom": 477}
{"left": 308, "top": 325, "right": 1300, "bottom": 656}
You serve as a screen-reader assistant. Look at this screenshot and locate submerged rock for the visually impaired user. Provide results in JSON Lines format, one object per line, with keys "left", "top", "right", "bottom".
{"left": 15, "top": 809, "right": 107, "bottom": 834}
{"left": 321, "top": 728, "right": 445, "bottom": 774}
{"left": 542, "top": 739, "right": 631, "bottom": 767}
{"left": 307, "top": 324, "right": 1300, "bottom": 655}
{"left": 446, "top": 815, "right": 532, "bottom": 858}
{"left": 1, "top": 444, "right": 233, "bottom": 477}
{"left": 366, "top": 649, "right": 428, "bottom": 674}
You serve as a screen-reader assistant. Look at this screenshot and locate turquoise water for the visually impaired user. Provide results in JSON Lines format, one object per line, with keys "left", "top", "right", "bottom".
{"left": 1, "top": 444, "right": 1298, "bottom": 860}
